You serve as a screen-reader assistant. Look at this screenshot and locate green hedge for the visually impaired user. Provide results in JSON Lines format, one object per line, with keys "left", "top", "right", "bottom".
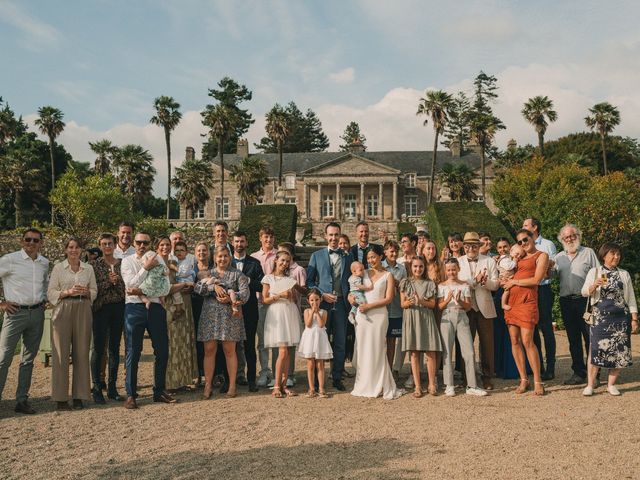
{"left": 238, "top": 204, "right": 297, "bottom": 252}
{"left": 396, "top": 222, "right": 415, "bottom": 237}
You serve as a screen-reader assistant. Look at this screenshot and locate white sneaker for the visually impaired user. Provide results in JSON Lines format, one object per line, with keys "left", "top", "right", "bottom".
{"left": 256, "top": 372, "right": 269, "bottom": 388}
{"left": 582, "top": 386, "right": 594, "bottom": 396}
{"left": 267, "top": 378, "right": 275, "bottom": 388}
{"left": 404, "top": 376, "right": 415, "bottom": 389}
{"left": 607, "top": 385, "right": 621, "bottom": 396}
{"left": 445, "top": 385, "right": 456, "bottom": 397}
{"left": 466, "top": 387, "right": 488, "bottom": 397}
{"left": 286, "top": 377, "right": 294, "bottom": 388}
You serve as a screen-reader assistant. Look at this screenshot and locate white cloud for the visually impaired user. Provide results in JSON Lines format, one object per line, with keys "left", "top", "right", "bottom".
{"left": 0, "top": 1, "right": 62, "bottom": 51}
{"left": 328, "top": 67, "right": 355, "bottom": 84}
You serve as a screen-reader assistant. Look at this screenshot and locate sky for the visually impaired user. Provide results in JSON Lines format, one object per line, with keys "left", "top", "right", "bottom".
{"left": 2, "top": 0, "right": 640, "bottom": 195}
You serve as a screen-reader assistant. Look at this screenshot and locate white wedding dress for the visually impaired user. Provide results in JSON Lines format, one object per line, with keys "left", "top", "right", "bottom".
{"left": 351, "top": 271, "right": 404, "bottom": 400}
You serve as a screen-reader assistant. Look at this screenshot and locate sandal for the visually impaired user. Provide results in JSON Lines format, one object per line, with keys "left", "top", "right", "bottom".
{"left": 427, "top": 385, "right": 438, "bottom": 396}
{"left": 318, "top": 391, "right": 330, "bottom": 398}
{"left": 283, "top": 388, "right": 298, "bottom": 397}
{"left": 226, "top": 387, "right": 237, "bottom": 398}
{"left": 412, "top": 388, "right": 423, "bottom": 399}
{"left": 203, "top": 383, "right": 213, "bottom": 400}
{"left": 534, "top": 382, "right": 546, "bottom": 396}
{"left": 306, "top": 390, "right": 317, "bottom": 398}
{"left": 272, "top": 387, "right": 284, "bottom": 398}
{"left": 515, "top": 378, "right": 529, "bottom": 394}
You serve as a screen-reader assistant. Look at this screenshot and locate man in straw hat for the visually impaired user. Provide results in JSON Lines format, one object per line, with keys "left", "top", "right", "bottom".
{"left": 457, "top": 231, "right": 499, "bottom": 390}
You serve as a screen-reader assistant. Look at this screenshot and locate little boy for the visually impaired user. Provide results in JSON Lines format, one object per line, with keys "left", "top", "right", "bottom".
{"left": 348, "top": 261, "right": 373, "bottom": 323}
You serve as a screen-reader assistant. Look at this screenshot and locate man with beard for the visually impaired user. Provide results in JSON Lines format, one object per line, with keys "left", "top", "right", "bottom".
{"left": 554, "top": 224, "right": 600, "bottom": 385}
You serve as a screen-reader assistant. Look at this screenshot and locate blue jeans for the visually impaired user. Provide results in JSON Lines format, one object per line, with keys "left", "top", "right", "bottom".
{"left": 323, "top": 298, "right": 347, "bottom": 383}
{"left": 91, "top": 302, "right": 125, "bottom": 388}
{"left": 124, "top": 303, "right": 168, "bottom": 398}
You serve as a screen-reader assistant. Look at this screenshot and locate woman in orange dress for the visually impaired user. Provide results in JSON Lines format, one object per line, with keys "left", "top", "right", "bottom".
{"left": 503, "top": 229, "right": 549, "bottom": 396}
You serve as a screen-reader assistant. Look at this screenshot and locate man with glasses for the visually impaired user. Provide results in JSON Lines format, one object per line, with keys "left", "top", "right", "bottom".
{"left": 120, "top": 232, "right": 175, "bottom": 408}
{"left": 554, "top": 224, "right": 599, "bottom": 385}
{"left": 0, "top": 228, "right": 49, "bottom": 414}
{"left": 458, "top": 231, "right": 499, "bottom": 390}
{"left": 522, "top": 217, "right": 557, "bottom": 381}
{"left": 114, "top": 222, "right": 135, "bottom": 259}
{"left": 397, "top": 233, "right": 418, "bottom": 267}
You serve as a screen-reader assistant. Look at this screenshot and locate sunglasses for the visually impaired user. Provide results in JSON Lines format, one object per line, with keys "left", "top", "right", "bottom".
{"left": 135, "top": 240, "right": 151, "bottom": 246}
{"left": 516, "top": 238, "right": 530, "bottom": 245}
{"left": 23, "top": 237, "right": 41, "bottom": 244}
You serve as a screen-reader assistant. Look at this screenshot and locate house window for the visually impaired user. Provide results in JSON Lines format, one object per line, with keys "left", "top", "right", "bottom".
{"left": 285, "top": 174, "right": 296, "bottom": 190}
{"left": 405, "top": 173, "right": 416, "bottom": 188}
{"left": 215, "top": 197, "right": 229, "bottom": 219}
{"left": 322, "top": 195, "right": 334, "bottom": 218}
{"left": 367, "top": 194, "right": 378, "bottom": 217}
{"left": 405, "top": 196, "right": 418, "bottom": 216}
{"left": 285, "top": 197, "right": 296, "bottom": 204}
{"left": 193, "top": 206, "right": 206, "bottom": 219}
{"left": 343, "top": 194, "right": 357, "bottom": 219}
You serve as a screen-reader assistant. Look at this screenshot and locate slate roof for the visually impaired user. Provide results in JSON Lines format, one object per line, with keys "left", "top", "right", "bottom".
{"left": 211, "top": 150, "right": 484, "bottom": 177}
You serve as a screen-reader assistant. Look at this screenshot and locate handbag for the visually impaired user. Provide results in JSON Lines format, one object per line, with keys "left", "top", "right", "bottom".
{"left": 583, "top": 267, "right": 599, "bottom": 325}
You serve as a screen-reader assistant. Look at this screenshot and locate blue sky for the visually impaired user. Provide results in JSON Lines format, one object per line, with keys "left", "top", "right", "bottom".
{"left": 2, "top": 0, "right": 640, "bottom": 194}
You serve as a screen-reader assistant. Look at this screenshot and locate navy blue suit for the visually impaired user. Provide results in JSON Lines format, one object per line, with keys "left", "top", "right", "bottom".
{"left": 306, "top": 247, "right": 353, "bottom": 382}
{"left": 350, "top": 243, "right": 381, "bottom": 269}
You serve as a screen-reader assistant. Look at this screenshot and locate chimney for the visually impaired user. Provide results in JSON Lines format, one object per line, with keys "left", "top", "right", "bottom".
{"left": 450, "top": 137, "right": 461, "bottom": 158}
{"left": 237, "top": 138, "right": 249, "bottom": 159}
{"left": 507, "top": 138, "right": 517, "bottom": 151}
{"left": 347, "top": 139, "right": 365, "bottom": 154}
{"left": 185, "top": 146, "right": 195, "bottom": 161}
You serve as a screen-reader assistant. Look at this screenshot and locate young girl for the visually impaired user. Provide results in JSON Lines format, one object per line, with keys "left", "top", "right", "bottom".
{"left": 437, "top": 258, "right": 487, "bottom": 397}
{"left": 262, "top": 251, "right": 301, "bottom": 398}
{"left": 400, "top": 257, "right": 442, "bottom": 398}
{"left": 298, "top": 289, "right": 333, "bottom": 398}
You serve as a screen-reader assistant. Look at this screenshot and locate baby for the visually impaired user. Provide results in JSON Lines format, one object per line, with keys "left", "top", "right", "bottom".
{"left": 348, "top": 261, "right": 373, "bottom": 323}
{"left": 499, "top": 244, "right": 525, "bottom": 311}
{"left": 138, "top": 251, "right": 172, "bottom": 309}
{"left": 203, "top": 274, "right": 242, "bottom": 318}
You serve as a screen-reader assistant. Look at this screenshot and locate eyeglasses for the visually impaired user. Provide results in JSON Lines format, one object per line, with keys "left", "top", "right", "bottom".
{"left": 516, "top": 238, "right": 530, "bottom": 245}
{"left": 135, "top": 240, "right": 150, "bottom": 246}
{"left": 562, "top": 234, "right": 577, "bottom": 241}
{"left": 23, "top": 237, "right": 41, "bottom": 244}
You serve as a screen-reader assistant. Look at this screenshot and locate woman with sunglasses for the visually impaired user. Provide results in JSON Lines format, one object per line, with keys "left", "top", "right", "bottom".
{"left": 503, "top": 229, "right": 549, "bottom": 395}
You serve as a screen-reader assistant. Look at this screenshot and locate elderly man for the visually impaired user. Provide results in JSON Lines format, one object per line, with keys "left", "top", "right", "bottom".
{"left": 522, "top": 217, "right": 557, "bottom": 381}
{"left": 0, "top": 228, "right": 49, "bottom": 414}
{"left": 114, "top": 222, "right": 135, "bottom": 259}
{"left": 349, "top": 221, "right": 380, "bottom": 269}
{"left": 458, "top": 231, "right": 500, "bottom": 390}
{"left": 554, "top": 224, "right": 599, "bottom": 385}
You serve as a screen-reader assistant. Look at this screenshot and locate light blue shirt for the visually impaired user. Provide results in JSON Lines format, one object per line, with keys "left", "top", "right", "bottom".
{"left": 535, "top": 235, "right": 556, "bottom": 286}
{"left": 383, "top": 260, "right": 407, "bottom": 318}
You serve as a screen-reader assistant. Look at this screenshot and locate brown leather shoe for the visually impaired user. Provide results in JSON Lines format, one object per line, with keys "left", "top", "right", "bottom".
{"left": 153, "top": 393, "right": 177, "bottom": 404}
{"left": 15, "top": 400, "right": 36, "bottom": 414}
{"left": 483, "top": 380, "right": 494, "bottom": 391}
{"left": 124, "top": 396, "right": 138, "bottom": 409}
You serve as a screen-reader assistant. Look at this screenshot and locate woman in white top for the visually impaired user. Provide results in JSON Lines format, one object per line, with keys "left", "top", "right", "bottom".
{"left": 350, "top": 244, "right": 403, "bottom": 400}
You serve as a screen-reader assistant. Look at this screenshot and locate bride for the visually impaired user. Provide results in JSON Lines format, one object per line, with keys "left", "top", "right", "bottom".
{"left": 350, "top": 244, "right": 404, "bottom": 400}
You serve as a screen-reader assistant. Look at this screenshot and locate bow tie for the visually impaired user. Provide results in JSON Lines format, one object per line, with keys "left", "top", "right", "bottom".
{"left": 329, "top": 249, "right": 341, "bottom": 255}
{"left": 468, "top": 258, "right": 478, "bottom": 263}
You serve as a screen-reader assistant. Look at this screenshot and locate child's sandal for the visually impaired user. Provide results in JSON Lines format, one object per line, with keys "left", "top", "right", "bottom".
{"left": 283, "top": 388, "right": 298, "bottom": 397}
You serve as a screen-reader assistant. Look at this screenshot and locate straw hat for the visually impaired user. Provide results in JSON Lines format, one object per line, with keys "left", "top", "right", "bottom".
{"left": 462, "top": 231, "right": 481, "bottom": 244}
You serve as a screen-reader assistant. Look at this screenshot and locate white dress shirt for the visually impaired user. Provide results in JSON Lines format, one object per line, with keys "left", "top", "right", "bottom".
{"left": 121, "top": 253, "right": 166, "bottom": 304}
{"left": 114, "top": 245, "right": 135, "bottom": 260}
{"left": 534, "top": 235, "right": 556, "bottom": 286}
{"left": 0, "top": 249, "right": 49, "bottom": 305}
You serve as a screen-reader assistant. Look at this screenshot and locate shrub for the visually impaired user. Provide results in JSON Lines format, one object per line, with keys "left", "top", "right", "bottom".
{"left": 238, "top": 204, "right": 297, "bottom": 252}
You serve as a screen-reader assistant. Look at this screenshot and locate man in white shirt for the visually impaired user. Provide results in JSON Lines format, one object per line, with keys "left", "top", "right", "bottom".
{"left": 0, "top": 228, "right": 49, "bottom": 414}
{"left": 349, "top": 222, "right": 380, "bottom": 269}
{"left": 458, "top": 231, "right": 500, "bottom": 390}
{"left": 114, "top": 221, "right": 135, "bottom": 259}
{"left": 120, "top": 232, "right": 175, "bottom": 408}
{"left": 523, "top": 217, "right": 557, "bottom": 380}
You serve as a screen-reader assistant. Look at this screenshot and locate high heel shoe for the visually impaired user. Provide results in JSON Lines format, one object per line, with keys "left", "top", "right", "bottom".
{"left": 515, "top": 378, "right": 529, "bottom": 394}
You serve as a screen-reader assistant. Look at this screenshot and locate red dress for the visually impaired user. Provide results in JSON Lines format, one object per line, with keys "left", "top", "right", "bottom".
{"left": 504, "top": 251, "right": 541, "bottom": 329}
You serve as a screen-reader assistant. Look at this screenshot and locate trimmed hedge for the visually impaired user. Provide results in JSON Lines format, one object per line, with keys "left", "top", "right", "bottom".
{"left": 238, "top": 204, "right": 297, "bottom": 252}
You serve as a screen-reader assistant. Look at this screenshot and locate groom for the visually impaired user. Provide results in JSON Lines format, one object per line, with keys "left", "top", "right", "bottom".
{"left": 306, "top": 222, "right": 353, "bottom": 391}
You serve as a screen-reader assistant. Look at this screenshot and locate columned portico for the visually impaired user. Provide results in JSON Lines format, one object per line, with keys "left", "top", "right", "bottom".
{"left": 360, "top": 183, "right": 365, "bottom": 220}
{"left": 336, "top": 182, "right": 341, "bottom": 220}
{"left": 392, "top": 181, "right": 398, "bottom": 220}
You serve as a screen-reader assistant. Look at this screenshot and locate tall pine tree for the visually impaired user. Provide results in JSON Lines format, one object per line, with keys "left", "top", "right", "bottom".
{"left": 255, "top": 102, "right": 329, "bottom": 153}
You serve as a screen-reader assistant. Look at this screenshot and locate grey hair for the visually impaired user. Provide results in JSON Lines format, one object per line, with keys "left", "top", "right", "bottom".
{"left": 557, "top": 223, "right": 582, "bottom": 243}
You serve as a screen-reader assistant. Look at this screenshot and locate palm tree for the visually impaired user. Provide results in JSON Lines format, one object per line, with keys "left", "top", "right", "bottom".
{"left": 265, "top": 104, "right": 291, "bottom": 186}
{"left": 417, "top": 90, "right": 453, "bottom": 206}
{"left": 112, "top": 144, "right": 156, "bottom": 209}
{"left": 585, "top": 102, "right": 621, "bottom": 175}
{"left": 34, "top": 105, "right": 65, "bottom": 223}
{"left": 89, "top": 139, "right": 118, "bottom": 175}
{"left": 171, "top": 158, "right": 216, "bottom": 219}
{"left": 230, "top": 156, "right": 269, "bottom": 210}
{"left": 0, "top": 149, "right": 41, "bottom": 227}
{"left": 438, "top": 163, "right": 477, "bottom": 201}
{"left": 150, "top": 96, "right": 182, "bottom": 219}
{"left": 202, "top": 104, "right": 237, "bottom": 205}
{"left": 521, "top": 95, "right": 558, "bottom": 157}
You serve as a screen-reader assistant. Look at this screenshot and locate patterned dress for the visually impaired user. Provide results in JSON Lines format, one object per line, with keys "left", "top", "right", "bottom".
{"left": 194, "top": 268, "right": 250, "bottom": 342}
{"left": 590, "top": 267, "right": 633, "bottom": 368}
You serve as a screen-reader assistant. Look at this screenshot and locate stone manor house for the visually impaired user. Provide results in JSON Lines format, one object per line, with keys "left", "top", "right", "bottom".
{"left": 176, "top": 139, "right": 496, "bottom": 240}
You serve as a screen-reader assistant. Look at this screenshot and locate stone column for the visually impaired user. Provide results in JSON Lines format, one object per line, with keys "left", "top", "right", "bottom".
{"left": 378, "top": 182, "right": 383, "bottom": 218}
{"left": 336, "top": 182, "right": 341, "bottom": 220}
{"left": 303, "top": 183, "right": 308, "bottom": 219}
{"left": 318, "top": 183, "right": 323, "bottom": 219}
{"left": 360, "top": 182, "right": 365, "bottom": 220}
{"left": 392, "top": 181, "right": 398, "bottom": 220}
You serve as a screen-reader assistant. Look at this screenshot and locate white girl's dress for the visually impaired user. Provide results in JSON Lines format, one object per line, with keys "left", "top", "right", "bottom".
{"left": 263, "top": 274, "right": 301, "bottom": 347}
{"left": 297, "top": 310, "right": 333, "bottom": 360}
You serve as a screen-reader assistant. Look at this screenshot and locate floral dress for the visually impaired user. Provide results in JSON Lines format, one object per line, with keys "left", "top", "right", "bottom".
{"left": 590, "top": 267, "right": 632, "bottom": 368}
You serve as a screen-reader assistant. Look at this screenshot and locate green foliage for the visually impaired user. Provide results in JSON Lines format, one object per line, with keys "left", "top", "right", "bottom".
{"left": 238, "top": 204, "right": 298, "bottom": 252}
{"left": 255, "top": 102, "right": 329, "bottom": 153}
{"left": 137, "top": 196, "right": 179, "bottom": 218}
{"left": 438, "top": 163, "right": 478, "bottom": 201}
{"left": 49, "top": 171, "right": 131, "bottom": 243}
{"left": 339, "top": 121, "right": 367, "bottom": 151}
{"left": 135, "top": 217, "right": 173, "bottom": 240}
{"left": 521, "top": 95, "right": 558, "bottom": 156}
{"left": 396, "top": 222, "right": 415, "bottom": 238}
{"left": 441, "top": 91, "right": 471, "bottom": 153}
{"left": 171, "top": 157, "right": 215, "bottom": 217}
{"left": 112, "top": 144, "right": 156, "bottom": 207}
{"left": 89, "top": 139, "right": 118, "bottom": 174}
{"left": 230, "top": 156, "right": 269, "bottom": 207}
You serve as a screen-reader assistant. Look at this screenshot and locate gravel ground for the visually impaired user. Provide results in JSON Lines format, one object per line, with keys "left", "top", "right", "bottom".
{"left": 1, "top": 330, "right": 639, "bottom": 479}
